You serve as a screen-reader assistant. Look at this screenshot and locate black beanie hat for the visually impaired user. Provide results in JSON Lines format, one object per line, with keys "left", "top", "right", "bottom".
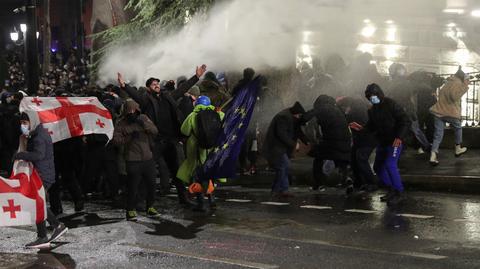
{"left": 243, "top": 68, "right": 255, "bottom": 80}
{"left": 289, "top": 101, "right": 305, "bottom": 115}
{"left": 20, "top": 112, "right": 30, "bottom": 121}
{"left": 145, "top": 77, "right": 160, "bottom": 88}
{"left": 454, "top": 66, "right": 465, "bottom": 81}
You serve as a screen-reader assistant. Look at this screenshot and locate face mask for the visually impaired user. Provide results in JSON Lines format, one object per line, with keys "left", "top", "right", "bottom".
{"left": 370, "top": 95, "right": 381, "bottom": 105}
{"left": 20, "top": 124, "right": 30, "bottom": 136}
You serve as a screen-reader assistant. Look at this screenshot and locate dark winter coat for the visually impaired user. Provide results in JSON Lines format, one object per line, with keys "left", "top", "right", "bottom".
{"left": 263, "top": 109, "right": 307, "bottom": 165}
{"left": 366, "top": 97, "right": 410, "bottom": 146}
{"left": 177, "top": 95, "right": 195, "bottom": 124}
{"left": 123, "top": 75, "right": 199, "bottom": 140}
{"left": 304, "top": 95, "right": 351, "bottom": 162}
{"left": 339, "top": 98, "right": 377, "bottom": 148}
{"left": 113, "top": 114, "right": 158, "bottom": 162}
{"left": 14, "top": 125, "right": 55, "bottom": 186}
{"left": 198, "top": 80, "right": 230, "bottom": 108}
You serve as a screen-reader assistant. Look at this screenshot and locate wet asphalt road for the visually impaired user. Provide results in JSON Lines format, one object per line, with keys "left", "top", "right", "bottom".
{"left": 1, "top": 187, "right": 479, "bottom": 268}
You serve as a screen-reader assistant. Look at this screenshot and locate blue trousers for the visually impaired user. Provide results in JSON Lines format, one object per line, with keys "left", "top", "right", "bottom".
{"left": 272, "top": 154, "right": 289, "bottom": 193}
{"left": 373, "top": 145, "right": 404, "bottom": 192}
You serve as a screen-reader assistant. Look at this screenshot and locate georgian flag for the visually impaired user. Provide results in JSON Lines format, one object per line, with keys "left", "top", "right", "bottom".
{"left": 20, "top": 97, "right": 113, "bottom": 143}
{"left": 0, "top": 161, "right": 46, "bottom": 227}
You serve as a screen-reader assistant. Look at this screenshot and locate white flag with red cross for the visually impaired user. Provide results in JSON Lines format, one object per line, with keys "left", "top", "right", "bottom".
{"left": 20, "top": 97, "right": 114, "bottom": 143}
{"left": 0, "top": 161, "right": 47, "bottom": 227}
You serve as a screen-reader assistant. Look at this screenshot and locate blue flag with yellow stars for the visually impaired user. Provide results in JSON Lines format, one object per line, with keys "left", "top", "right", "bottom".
{"left": 198, "top": 77, "right": 261, "bottom": 181}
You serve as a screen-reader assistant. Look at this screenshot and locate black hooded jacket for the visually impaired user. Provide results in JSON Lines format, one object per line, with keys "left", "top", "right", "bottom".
{"left": 366, "top": 97, "right": 410, "bottom": 146}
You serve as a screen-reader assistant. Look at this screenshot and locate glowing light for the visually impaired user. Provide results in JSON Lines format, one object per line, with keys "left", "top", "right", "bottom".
{"left": 20, "top": 23, "right": 27, "bottom": 32}
{"left": 361, "top": 25, "right": 376, "bottom": 38}
{"left": 301, "top": 44, "right": 311, "bottom": 56}
{"left": 363, "top": 19, "right": 371, "bottom": 24}
{"left": 10, "top": 32, "right": 19, "bottom": 41}
{"left": 386, "top": 27, "right": 396, "bottom": 42}
{"left": 385, "top": 20, "right": 394, "bottom": 24}
{"left": 443, "top": 8, "right": 465, "bottom": 14}
{"left": 357, "top": 43, "right": 375, "bottom": 54}
{"left": 369, "top": 60, "right": 377, "bottom": 65}
{"left": 385, "top": 45, "right": 399, "bottom": 59}
{"left": 36, "top": 31, "right": 39, "bottom": 39}
{"left": 472, "top": 10, "right": 480, "bottom": 17}
{"left": 303, "top": 31, "right": 312, "bottom": 42}
{"left": 447, "top": 22, "right": 456, "bottom": 27}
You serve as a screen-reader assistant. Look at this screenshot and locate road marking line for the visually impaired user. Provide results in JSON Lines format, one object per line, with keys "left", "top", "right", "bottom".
{"left": 397, "top": 251, "right": 447, "bottom": 260}
{"left": 129, "top": 243, "right": 279, "bottom": 269}
{"left": 217, "top": 228, "right": 447, "bottom": 261}
{"left": 344, "top": 209, "right": 377, "bottom": 214}
{"left": 300, "top": 205, "right": 332, "bottom": 210}
{"left": 261, "top": 202, "right": 290, "bottom": 206}
{"left": 225, "top": 199, "right": 252, "bottom": 203}
{"left": 397, "top": 214, "right": 434, "bottom": 219}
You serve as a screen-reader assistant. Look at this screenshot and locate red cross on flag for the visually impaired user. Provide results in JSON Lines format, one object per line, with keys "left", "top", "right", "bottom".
{"left": 20, "top": 97, "right": 114, "bottom": 143}
{"left": 0, "top": 161, "right": 46, "bottom": 227}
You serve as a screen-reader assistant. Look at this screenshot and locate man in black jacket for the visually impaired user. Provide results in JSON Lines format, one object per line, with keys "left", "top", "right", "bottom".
{"left": 304, "top": 95, "right": 352, "bottom": 194}
{"left": 263, "top": 102, "right": 308, "bottom": 197}
{"left": 350, "top": 84, "right": 410, "bottom": 206}
{"left": 117, "top": 65, "right": 206, "bottom": 205}
{"left": 14, "top": 112, "right": 68, "bottom": 249}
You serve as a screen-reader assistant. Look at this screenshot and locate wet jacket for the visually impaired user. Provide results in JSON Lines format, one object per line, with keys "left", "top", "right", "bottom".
{"left": 366, "top": 97, "right": 410, "bottom": 146}
{"left": 430, "top": 76, "right": 469, "bottom": 119}
{"left": 304, "top": 95, "right": 351, "bottom": 161}
{"left": 123, "top": 75, "right": 199, "bottom": 140}
{"left": 15, "top": 125, "right": 55, "bottom": 186}
{"left": 113, "top": 114, "right": 158, "bottom": 162}
{"left": 198, "top": 80, "right": 230, "bottom": 108}
{"left": 176, "top": 105, "right": 225, "bottom": 184}
{"left": 263, "top": 109, "right": 308, "bottom": 165}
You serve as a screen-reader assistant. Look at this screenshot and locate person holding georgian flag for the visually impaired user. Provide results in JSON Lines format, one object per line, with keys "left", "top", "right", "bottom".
{"left": 13, "top": 112, "right": 68, "bottom": 249}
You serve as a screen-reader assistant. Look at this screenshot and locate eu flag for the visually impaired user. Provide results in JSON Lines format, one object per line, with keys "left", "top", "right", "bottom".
{"left": 198, "top": 77, "right": 261, "bottom": 181}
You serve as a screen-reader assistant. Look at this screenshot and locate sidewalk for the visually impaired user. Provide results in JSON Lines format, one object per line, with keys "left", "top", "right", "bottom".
{"left": 226, "top": 149, "right": 480, "bottom": 194}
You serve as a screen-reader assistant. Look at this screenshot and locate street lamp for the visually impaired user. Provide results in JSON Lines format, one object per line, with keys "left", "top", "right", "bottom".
{"left": 20, "top": 23, "right": 27, "bottom": 32}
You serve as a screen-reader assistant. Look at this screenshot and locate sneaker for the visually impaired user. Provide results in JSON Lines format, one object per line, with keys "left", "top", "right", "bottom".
{"left": 146, "top": 207, "right": 160, "bottom": 217}
{"left": 25, "top": 237, "right": 50, "bottom": 249}
{"left": 74, "top": 200, "right": 85, "bottom": 212}
{"left": 387, "top": 192, "right": 406, "bottom": 206}
{"left": 126, "top": 210, "right": 138, "bottom": 221}
{"left": 455, "top": 144, "right": 467, "bottom": 157}
{"left": 416, "top": 148, "right": 425, "bottom": 155}
{"left": 429, "top": 152, "right": 439, "bottom": 166}
{"left": 380, "top": 190, "right": 394, "bottom": 202}
{"left": 50, "top": 223, "right": 68, "bottom": 242}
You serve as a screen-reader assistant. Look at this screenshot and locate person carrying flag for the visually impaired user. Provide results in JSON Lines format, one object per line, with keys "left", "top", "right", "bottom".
{"left": 14, "top": 112, "right": 68, "bottom": 249}
{"left": 176, "top": 96, "right": 225, "bottom": 211}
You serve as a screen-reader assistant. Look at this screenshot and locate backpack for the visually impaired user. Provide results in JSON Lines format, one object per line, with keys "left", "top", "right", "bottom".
{"left": 195, "top": 109, "right": 222, "bottom": 149}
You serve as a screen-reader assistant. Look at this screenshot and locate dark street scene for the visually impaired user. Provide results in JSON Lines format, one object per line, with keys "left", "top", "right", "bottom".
{"left": 1, "top": 0, "right": 480, "bottom": 268}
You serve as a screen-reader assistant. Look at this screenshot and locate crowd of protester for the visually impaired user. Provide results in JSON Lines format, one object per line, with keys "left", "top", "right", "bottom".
{"left": 0, "top": 47, "right": 473, "bottom": 236}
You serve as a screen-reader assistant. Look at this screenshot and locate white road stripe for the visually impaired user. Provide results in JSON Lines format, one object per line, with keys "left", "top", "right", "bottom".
{"left": 261, "top": 202, "right": 290, "bottom": 206}
{"left": 397, "top": 251, "right": 447, "bottom": 260}
{"left": 397, "top": 214, "right": 434, "bottom": 219}
{"left": 225, "top": 199, "right": 253, "bottom": 203}
{"left": 300, "top": 205, "right": 332, "bottom": 210}
{"left": 344, "top": 209, "right": 377, "bottom": 214}
{"left": 131, "top": 243, "right": 278, "bottom": 269}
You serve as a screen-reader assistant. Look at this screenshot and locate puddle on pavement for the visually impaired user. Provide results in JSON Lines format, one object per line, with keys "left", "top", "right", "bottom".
{"left": 0, "top": 252, "right": 76, "bottom": 268}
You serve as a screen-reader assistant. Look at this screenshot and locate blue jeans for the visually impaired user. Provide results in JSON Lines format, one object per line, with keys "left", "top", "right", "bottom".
{"left": 373, "top": 145, "right": 404, "bottom": 192}
{"left": 431, "top": 116, "right": 462, "bottom": 153}
{"left": 411, "top": 120, "right": 431, "bottom": 151}
{"left": 272, "top": 154, "right": 289, "bottom": 193}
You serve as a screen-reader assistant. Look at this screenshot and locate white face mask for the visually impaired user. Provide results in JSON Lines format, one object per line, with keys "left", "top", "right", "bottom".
{"left": 20, "top": 124, "right": 30, "bottom": 136}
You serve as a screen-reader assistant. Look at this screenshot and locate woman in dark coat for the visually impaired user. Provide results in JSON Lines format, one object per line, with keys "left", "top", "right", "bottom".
{"left": 304, "top": 95, "right": 352, "bottom": 193}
